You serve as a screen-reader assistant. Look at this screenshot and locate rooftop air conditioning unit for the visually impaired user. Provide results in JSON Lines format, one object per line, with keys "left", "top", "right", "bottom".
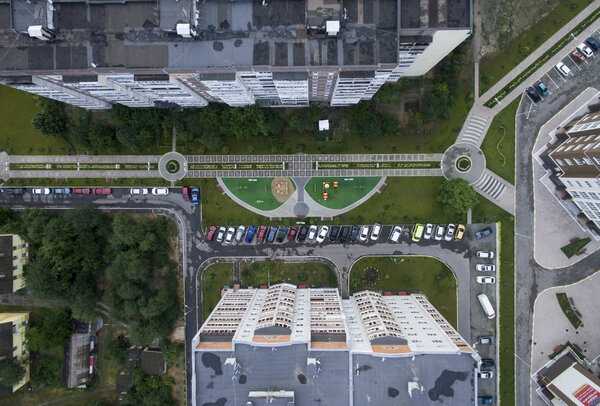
{"left": 28, "top": 25, "right": 54, "bottom": 41}
{"left": 176, "top": 23, "right": 196, "bottom": 38}
{"left": 326, "top": 21, "right": 340, "bottom": 36}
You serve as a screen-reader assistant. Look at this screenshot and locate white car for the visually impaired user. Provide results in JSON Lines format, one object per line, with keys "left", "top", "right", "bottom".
{"left": 32, "top": 187, "right": 51, "bottom": 195}
{"left": 359, "top": 225, "right": 369, "bottom": 242}
{"left": 224, "top": 226, "right": 236, "bottom": 244}
{"left": 308, "top": 225, "right": 318, "bottom": 240}
{"left": 444, "top": 223, "right": 456, "bottom": 241}
{"left": 316, "top": 226, "right": 329, "bottom": 243}
{"left": 478, "top": 371, "right": 494, "bottom": 379}
{"left": 216, "top": 226, "right": 226, "bottom": 243}
{"left": 476, "top": 250, "right": 494, "bottom": 259}
{"left": 423, "top": 223, "right": 433, "bottom": 240}
{"left": 235, "top": 225, "right": 246, "bottom": 242}
{"left": 389, "top": 226, "right": 402, "bottom": 243}
{"left": 129, "top": 188, "right": 148, "bottom": 195}
{"left": 476, "top": 276, "right": 496, "bottom": 284}
{"left": 370, "top": 223, "right": 381, "bottom": 241}
{"left": 555, "top": 62, "right": 571, "bottom": 77}
{"left": 577, "top": 42, "right": 593, "bottom": 57}
{"left": 151, "top": 187, "right": 169, "bottom": 196}
{"left": 476, "top": 264, "right": 496, "bottom": 272}
{"left": 434, "top": 225, "right": 445, "bottom": 241}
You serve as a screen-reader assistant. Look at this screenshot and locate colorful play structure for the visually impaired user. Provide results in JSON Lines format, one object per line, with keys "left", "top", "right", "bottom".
{"left": 322, "top": 181, "right": 339, "bottom": 200}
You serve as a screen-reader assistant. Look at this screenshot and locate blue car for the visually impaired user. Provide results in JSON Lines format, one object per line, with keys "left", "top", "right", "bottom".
{"left": 477, "top": 396, "right": 493, "bottom": 404}
{"left": 266, "top": 227, "right": 278, "bottom": 243}
{"left": 245, "top": 226, "right": 256, "bottom": 244}
{"left": 190, "top": 187, "right": 200, "bottom": 206}
{"left": 536, "top": 82, "right": 549, "bottom": 96}
{"left": 52, "top": 187, "right": 71, "bottom": 195}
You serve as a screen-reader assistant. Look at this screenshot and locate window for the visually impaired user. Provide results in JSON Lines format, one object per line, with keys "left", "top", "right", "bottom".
{"left": 574, "top": 158, "right": 583, "bottom": 165}
{"left": 565, "top": 158, "right": 574, "bottom": 166}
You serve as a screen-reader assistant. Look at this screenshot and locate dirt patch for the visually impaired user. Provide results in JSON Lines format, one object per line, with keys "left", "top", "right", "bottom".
{"left": 271, "top": 177, "right": 294, "bottom": 203}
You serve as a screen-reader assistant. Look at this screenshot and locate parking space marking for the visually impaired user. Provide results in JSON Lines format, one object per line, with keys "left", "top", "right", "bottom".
{"left": 567, "top": 54, "right": 583, "bottom": 70}
{"left": 545, "top": 72, "right": 560, "bottom": 89}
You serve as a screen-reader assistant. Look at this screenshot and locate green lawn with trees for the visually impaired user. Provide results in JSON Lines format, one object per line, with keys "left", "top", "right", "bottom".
{"left": 349, "top": 256, "right": 457, "bottom": 328}
{"left": 437, "top": 178, "right": 479, "bottom": 215}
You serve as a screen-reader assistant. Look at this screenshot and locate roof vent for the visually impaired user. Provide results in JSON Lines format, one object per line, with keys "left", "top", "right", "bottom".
{"left": 176, "top": 23, "right": 196, "bottom": 38}
{"left": 326, "top": 21, "right": 340, "bottom": 36}
{"left": 28, "top": 26, "right": 54, "bottom": 41}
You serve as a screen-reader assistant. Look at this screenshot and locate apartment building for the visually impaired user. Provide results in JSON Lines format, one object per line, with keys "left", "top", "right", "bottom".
{"left": 0, "top": 0, "right": 471, "bottom": 109}
{"left": 192, "top": 283, "right": 479, "bottom": 406}
{"left": 0, "top": 312, "right": 30, "bottom": 396}
{"left": 0, "top": 235, "right": 28, "bottom": 294}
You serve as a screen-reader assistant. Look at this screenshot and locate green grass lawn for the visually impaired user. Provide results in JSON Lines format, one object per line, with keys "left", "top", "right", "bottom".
{"left": 480, "top": 99, "right": 519, "bottom": 184}
{"left": 201, "top": 262, "right": 234, "bottom": 320}
{"left": 221, "top": 178, "right": 294, "bottom": 211}
{"left": 349, "top": 256, "right": 457, "bottom": 328}
{"left": 479, "top": 0, "right": 594, "bottom": 95}
{"left": 304, "top": 177, "right": 381, "bottom": 209}
{"left": 240, "top": 261, "right": 338, "bottom": 288}
{"left": 472, "top": 199, "right": 514, "bottom": 406}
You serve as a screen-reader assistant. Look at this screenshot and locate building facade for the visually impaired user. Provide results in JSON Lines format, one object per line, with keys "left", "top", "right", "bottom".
{"left": 0, "top": 312, "right": 30, "bottom": 396}
{"left": 0, "top": 235, "right": 28, "bottom": 294}
{"left": 192, "top": 284, "right": 479, "bottom": 406}
{"left": 0, "top": 0, "right": 471, "bottom": 110}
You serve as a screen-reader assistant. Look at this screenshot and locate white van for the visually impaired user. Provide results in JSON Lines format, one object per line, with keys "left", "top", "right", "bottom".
{"left": 477, "top": 294, "right": 496, "bottom": 319}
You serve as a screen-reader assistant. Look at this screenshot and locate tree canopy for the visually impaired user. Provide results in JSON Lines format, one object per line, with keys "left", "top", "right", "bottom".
{"left": 121, "top": 368, "right": 175, "bottom": 406}
{"left": 0, "top": 359, "right": 25, "bottom": 387}
{"left": 437, "top": 178, "right": 479, "bottom": 214}
{"left": 25, "top": 308, "right": 72, "bottom": 352}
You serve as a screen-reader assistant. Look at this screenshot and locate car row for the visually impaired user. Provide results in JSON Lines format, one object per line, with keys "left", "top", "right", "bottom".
{"left": 409, "top": 223, "right": 465, "bottom": 242}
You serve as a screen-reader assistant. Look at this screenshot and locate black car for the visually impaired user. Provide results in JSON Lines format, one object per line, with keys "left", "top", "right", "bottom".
{"left": 481, "top": 359, "right": 495, "bottom": 368}
{"left": 267, "top": 227, "right": 278, "bottom": 243}
{"left": 586, "top": 36, "right": 600, "bottom": 51}
{"left": 297, "top": 226, "right": 309, "bottom": 242}
{"left": 329, "top": 226, "right": 340, "bottom": 242}
{"left": 349, "top": 225, "right": 360, "bottom": 242}
{"left": 339, "top": 226, "right": 350, "bottom": 243}
{"left": 475, "top": 227, "right": 493, "bottom": 239}
{"left": 3, "top": 188, "right": 25, "bottom": 195}
{"left": 276, "top": 226, "right": 289, "bottom": 243}
{"left": 525, "top": 86, "right": 540, "bottom": 102}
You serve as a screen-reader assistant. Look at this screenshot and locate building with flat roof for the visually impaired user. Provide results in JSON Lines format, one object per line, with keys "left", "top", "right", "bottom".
{"left": 0, "top": 0, "right": 471, "bottom": 109}
{"left": 192, "top": 284, "right": 479, "bottom": 405}
{"left": 0, "top": 235, "right": 28, "bottom": 294}
{"left": 0, "top": 312, "right": 30, "bottom": 396}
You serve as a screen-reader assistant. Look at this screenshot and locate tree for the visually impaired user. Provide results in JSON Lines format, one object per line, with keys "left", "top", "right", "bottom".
{"left": 104, "top": 337, "right": 129, "bottom": 364}
{"left": 437, "top": 178, "right": 479, "bottom": 214}
{"left": 26, "top": 308, "right": 72, "bottom": 352}
{"left": 160, "top": 341, "right": 184, "bottom": 367}
{"left": 31, "top": 356, "right": 62, "bottom": 387}
{"left": 32, "top": 111, "right": 67, "bottom": 137}
{"left": 0, "top": 359, "right": 25, "bottom": 387}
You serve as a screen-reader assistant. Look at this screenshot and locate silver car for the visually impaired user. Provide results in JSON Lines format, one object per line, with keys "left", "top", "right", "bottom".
{"left": 224, "top": 227, "right": 236, "bottom": 244}
{"left": 129, "top": 188, "right": 148, "bottom": 195}
{"left": 308, "top": 225, "right": 318, "bottom": 240}
{"left": 476, "top": 264, "right": 495, "bottom": 272}
{"left": 32, "top": 187, "right": 51, "bottom": 195}
{"left": 444, "top": 224, "right": 456, "bottom": 241}
{"left": 423, "top": 223, "right": 433, "bottom": 240}
{"left": 235, "top": 225, "right": 246, "bottom": 242}
{"left": 359, "top": 225, "right": 369, "bottom": 242}
{"left": 216, "top": 227, "right": 226, "bottom": 243}
{"left": 370, "top": 223, "right": 382, "bottom": 241}
{"left": 434, "top": 225, "right": 445, "bottom": 241}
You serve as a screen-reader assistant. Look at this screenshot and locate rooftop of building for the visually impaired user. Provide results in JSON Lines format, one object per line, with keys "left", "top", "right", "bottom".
{"left": 0, "top": 320, "right": 14, "bottom": 396}
{"left": 0, "top": 235, "right": 14, "bottom": 294}
{"left": 0, "top": 0, "right": 470, "bottom": 73}
{"left": 62, "top": 332, "right": 91, "bottom": 388}
{"left": 140, "top": 347, "right": 166, "bottom": 376}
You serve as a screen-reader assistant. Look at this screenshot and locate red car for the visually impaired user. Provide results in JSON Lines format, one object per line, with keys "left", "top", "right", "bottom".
{"left": 73, "top": 188, "right": 90, "bottom": 194}
{"left": 206, "top": 226, "right": 217, "bottom": 241}
{"left": 288, "top": 226, "right": 298, "bottom": 241}
{"left": 257, "top": 226, "right": 268, "bottom": 243}
{"left": 182, "top": 186, "right": 190, "bottom": 201}
{"left": 92, "top": 188, "right": 111, "bottom": 195}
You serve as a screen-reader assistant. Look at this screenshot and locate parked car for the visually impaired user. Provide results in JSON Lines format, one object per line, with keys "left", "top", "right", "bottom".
{"left": 339, "top": 226, "right": 350, "bottom": 243}
{"left": 92, "top": 188, "right": 111, "bottom": 195}
{"left": 224, "top": 226, "right": 236, "bottom": 244}
{"left": 475, "top": 227, "right": 493, "bottom": 239}
{"left": 390, "top": 226, "right": 402, "bottom": 243}
{"left": 245, "top": 226, "right": 256, "bottom": 244}
{"left": 536, "top": 82, "right": 549, "bottom": 96}
{"left": 206, "top": 226, "right": 217, "bottom": 241}
{"left": 297, "top": 226, "right": 309, "bottom": 242}
{"left": 476, "top": 276, "right": 496, "bottom": 284}
{"left": 370, "top": 223, "right": 381, "bottom": 241}
{"left": 316, "top": 226, "right": 329, "bottom": 243}
{"left": 73, "top": 188, "right": 90, "bottom": 194}
{"left": 151, "top": 187, "right": 169, "bottom": 196}
{"left": 267, "top": 227, "right": 278, "bottom": 243}
{"left": 257, "top": 226, "right": 268, "bottom": 243}
{"left": 288, "top": 226, "right": 298, "bottom": 242}
{"left": 4, "top": 188, "right": 24, "bottom": 195}
{"left": 182, "top": 186, "right": 190, "bottom": 201}
{"left": 481, "top": 359, "right": 495, "bottom": 368}
{"left": 235, "top": 225, "right": 246, "bottom": 242}
{"left": 349, "top": 225, "right": 360, "bottom": 242}
{"left": 476, "top": 250, "right": 494, "bottom": 259}
{"left": 412, "top": 224, "right": 424, "bottom": 242}
{"left": 444, "top": 223, "right": 456, "bottom": 241}
{"left": 555, "top": 61, "right": 571, "bottom": 77}
{"left": 586, "top": 36, "right": 600, "bottom": 51}
{"left": 359, "top": 225, "right": 369, "bottom": 242}
{"left": 423, "top": 223, "right": 433, "bottom": 240}
{"left": 276, "top": 226, "right": 289, "bottom": 243}
{"left": 525, "top": 86, "right": 540, "bottom": 102}
{"left": 129, "top": 187, "right": 148, "bottom": 195}
{"left": 477, "top": 396, "right": 493, "bottom": 404}
{"left": 478, "top": 335, "right": 494, "bottom": 345}
{"left": 53, "top": 188, "right": 71, "bottom": 194}
{"left": 216, "top": 226, "right": 226, "bottom": 243}
{"left": 571, "top": 48, "right": 586, "bottom": 63}
{"left": 307, "top": 225, "right": 318, "bottom": 241}
{"left": 577, "top": 42, "right": 594, "bottom": 57}
{"left": 455, "top": 224, "right": 465, "bottom": 241}
{"left": 190, "top": 187, "right": 200, "bottom": 206}
{"left": 32, "top": 187, "right": 51, "bottom": 195}
{"left": 434, "top": 225, "right": 445, "bottom": 241}
{"left": 329, "top": 226, "right": 340, "bottom": 242}
{"left": 478, "top": 371, "right": 494, "bottom": 379}
{"left": 476, "top": 264, "right": 496, "bottom": 272}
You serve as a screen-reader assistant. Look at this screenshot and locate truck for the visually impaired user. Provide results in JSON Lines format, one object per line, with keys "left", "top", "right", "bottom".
{"left": 477, "top": 294, "right": 496, "bottom": 319}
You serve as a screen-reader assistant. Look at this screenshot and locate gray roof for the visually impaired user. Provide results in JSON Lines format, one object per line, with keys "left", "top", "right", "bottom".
{"left": 0, "top": 236, "right": 13, "bottom": 294}
{"left": 0, "top": 0, "right": 470, "bottom": 73}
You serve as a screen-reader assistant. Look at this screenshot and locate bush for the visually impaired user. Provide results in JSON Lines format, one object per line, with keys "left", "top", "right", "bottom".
{"left": 0, "top": 359, "right": 25, "bottom": 387}
{"left": 160, "top": 341, "right": 184, "bottom": 367}
{"left": 104, "top": 336, "right": 130, "bottom": 365}
{"left": 560, "top": 238, "right": 591, "bottom": 258}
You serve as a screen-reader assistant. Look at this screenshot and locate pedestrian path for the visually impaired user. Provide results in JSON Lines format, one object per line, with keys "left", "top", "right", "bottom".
{"left": 472, "top": 169, "right": 515, "bottom": 214}
{"left": 455, "top": 107, "right": 493, "bottom": 147}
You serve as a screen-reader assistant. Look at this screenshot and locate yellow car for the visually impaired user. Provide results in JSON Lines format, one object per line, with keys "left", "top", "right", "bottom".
{"left": 455, "top": 224, "right": 466, "bottom": 241}
{"left": 412, "top": 224, "right": 424, "bottom": 242}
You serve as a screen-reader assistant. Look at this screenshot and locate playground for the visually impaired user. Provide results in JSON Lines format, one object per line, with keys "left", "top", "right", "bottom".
{"left": 305, "top": 177, "right": 381, "bottom": 209}
{"left": 220, "top": 177, "right": 295, "bottom": 211}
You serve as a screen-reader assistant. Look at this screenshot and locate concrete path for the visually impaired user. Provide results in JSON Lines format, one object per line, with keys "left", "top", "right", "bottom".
{"left": 472, "top": 169, "right": 515, "bottom": 214}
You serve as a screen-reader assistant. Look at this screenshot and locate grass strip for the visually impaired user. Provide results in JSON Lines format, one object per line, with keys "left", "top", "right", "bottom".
{"left": 556, "top": 293, "right": 583, "bottom": 328}
{"left": 315, "top": 161, "right": 441, "bottom": 170}
{"left": 560, "top": 237, "right": 591, "bottom": 258}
